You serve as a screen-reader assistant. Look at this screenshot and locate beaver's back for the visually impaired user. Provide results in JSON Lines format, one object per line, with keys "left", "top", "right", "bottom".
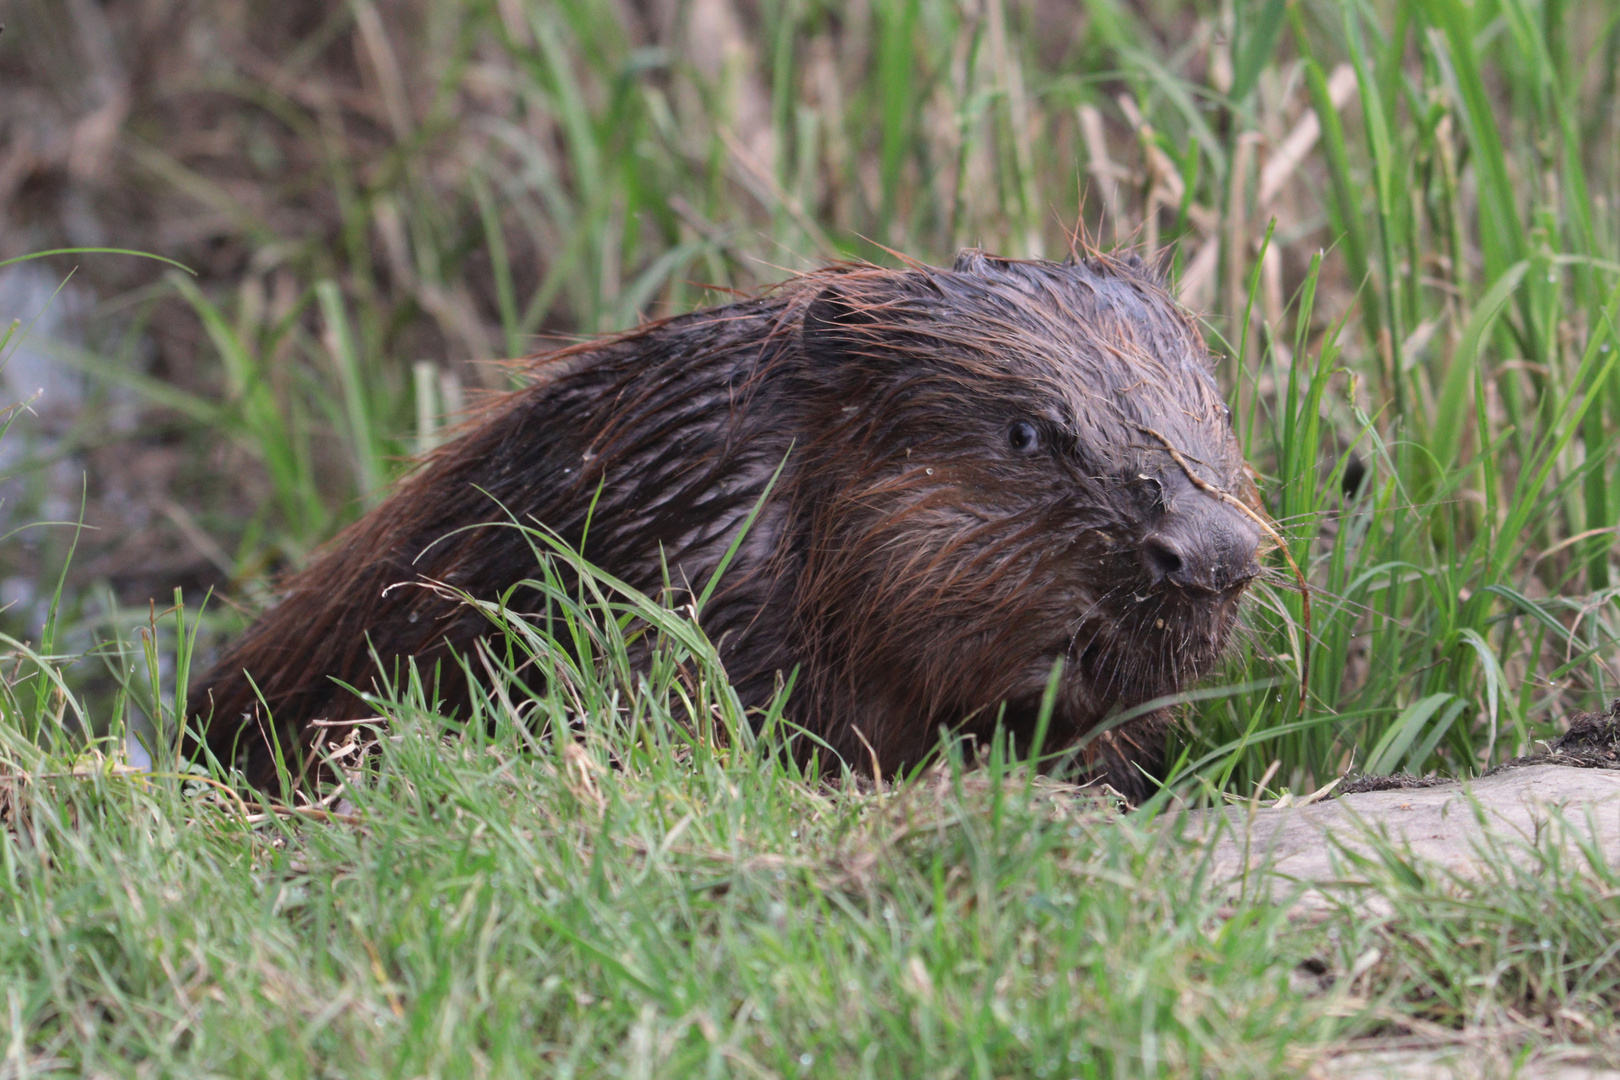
{"left": 190, "top": 295, "right": 804, "bottom": 784}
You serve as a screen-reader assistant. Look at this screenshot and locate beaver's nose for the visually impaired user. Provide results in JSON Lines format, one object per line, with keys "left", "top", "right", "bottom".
{"left": 1141, "top": 499, "right": 1261, "bottom": 594}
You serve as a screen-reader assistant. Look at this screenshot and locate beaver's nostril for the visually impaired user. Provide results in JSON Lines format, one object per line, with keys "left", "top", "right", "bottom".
{"left": 1143, "top": 535, "right": 1185, "bottom": 583}
{"left": 1142, "top": 509, "right": 1261, "bottom": 594}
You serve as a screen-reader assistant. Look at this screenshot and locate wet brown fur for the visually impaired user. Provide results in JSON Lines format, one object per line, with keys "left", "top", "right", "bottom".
{"left": 189, "top": 250, "right": 1261, "bottom": 802}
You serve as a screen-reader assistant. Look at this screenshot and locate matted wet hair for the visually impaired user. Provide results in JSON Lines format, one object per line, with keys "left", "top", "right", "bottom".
{"left": 190, "top": 250, "right": 1261, "bottom": 802}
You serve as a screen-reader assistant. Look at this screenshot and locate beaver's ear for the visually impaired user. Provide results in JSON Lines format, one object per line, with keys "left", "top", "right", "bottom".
{"left": 1085, "top": 250, "right": 1167, "bottom": 286}
{"left": 801, "top": 284, "right": 883, "bottom": 362}
{"left": 952, "top": 248, "right": 996, "bottom": 274}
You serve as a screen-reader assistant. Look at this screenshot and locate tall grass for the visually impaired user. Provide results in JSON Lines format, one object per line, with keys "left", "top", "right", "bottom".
{"left": 1197, "top": 0, "right": 1620, "bottom": 789}
{"left": 6, "top": 0, "right": 1620, "bottom": 790}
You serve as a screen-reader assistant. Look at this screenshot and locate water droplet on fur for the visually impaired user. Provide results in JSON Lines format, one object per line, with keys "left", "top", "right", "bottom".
{"left": 408, "top": 612, "right": 418, "bottom": 623}
{"left": 925, "top": 467, "right": 934, "bottom": 475}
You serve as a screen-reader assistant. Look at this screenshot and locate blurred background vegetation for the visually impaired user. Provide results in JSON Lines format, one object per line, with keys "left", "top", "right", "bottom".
{"left": 2, "top": 0, "right": 1618, "bottom": 791}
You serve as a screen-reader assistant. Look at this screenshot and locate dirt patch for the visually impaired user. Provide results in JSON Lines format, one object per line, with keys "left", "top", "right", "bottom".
{"left": 1316, "top": 1042, "right": 1620, "bottom": 1080}
{"left": 1335, "top": 772, "right": 1456, "bottom": 796}
{"left": 1192, "top": 764, "right": 1620, "bottom": 905}
{"left": 1487, "top": 699, "right": 1620, "bottom": 775}
{"left": 1329, "top": 701, "right": 1620, "bottom": 798}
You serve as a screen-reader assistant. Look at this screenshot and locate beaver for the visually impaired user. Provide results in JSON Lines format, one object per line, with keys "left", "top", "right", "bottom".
{"left": 188, "top": 250, "right": 1263, "bottom": 802}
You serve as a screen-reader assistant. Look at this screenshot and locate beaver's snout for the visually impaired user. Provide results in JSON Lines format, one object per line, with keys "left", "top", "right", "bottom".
{"left": 1140, "top": 496, "right": 1261, "bottom": 595}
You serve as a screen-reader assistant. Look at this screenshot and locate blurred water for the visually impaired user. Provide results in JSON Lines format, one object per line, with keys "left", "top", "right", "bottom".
{"left": 1, "top": 264, "right": 169, "bottom": 761}
{"left": 0, "top": 262, "right": 91, "bottom": 424}
{"left": 124, "top": 731, "right": 152, "bottom": 770}
{"left": 0, "top": 263, "right": 94, "bottom": 627}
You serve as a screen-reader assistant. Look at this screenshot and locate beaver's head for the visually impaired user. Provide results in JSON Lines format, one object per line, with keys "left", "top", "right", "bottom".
{"left": 788, "top": 250, "right": 1261, "bottom": 760}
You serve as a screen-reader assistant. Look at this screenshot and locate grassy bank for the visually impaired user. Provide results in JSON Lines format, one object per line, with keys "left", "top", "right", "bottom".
{"left": 5, "top": 611, "right": 1620, "bottom": 1074}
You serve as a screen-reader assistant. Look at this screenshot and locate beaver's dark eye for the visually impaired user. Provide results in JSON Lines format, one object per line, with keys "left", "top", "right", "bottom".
{"left": 1008, "top": 420, "right": 1041, "bottom": 454}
